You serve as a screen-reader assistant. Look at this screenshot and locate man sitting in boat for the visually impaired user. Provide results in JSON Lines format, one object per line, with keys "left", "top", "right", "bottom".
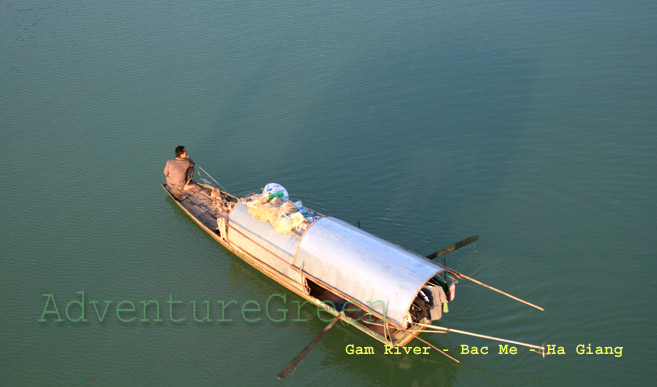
{"left": 163, "top": 145, "right": 196, "bottom": 196}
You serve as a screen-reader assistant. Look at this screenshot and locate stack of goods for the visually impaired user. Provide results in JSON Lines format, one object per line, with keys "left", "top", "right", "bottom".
{"left": 246, "top": 183, "right": 319, "bottom": 236}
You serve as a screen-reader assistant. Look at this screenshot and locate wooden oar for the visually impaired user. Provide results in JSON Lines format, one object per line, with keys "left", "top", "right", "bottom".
{"left": 277, "top": 313, "right": 343, "bottom": 380}
{"left": 447, "top": 270, "right": 544, "bottom": 311}
{"left": 417, "top": 323, "right": 545, "bottom": 354}
{"left": 426, "top": 235, "right": 479, "bottom": 260}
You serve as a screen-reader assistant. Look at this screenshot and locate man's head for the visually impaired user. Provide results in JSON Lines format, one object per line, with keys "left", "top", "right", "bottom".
{"left": 175, "top": 145, "right": 186, "bottom": 158}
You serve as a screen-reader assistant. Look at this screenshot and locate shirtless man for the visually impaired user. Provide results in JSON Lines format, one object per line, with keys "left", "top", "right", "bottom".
{"left": 164, "top": 145, "right": 196, "bottom": 195}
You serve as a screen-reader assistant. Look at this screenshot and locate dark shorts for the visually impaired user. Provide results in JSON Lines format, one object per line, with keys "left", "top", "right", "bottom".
{"left": 186, "top": 166, "right": 195, "bottom": 182}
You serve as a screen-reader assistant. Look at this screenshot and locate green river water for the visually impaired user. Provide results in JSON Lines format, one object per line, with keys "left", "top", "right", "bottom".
{"left": 2, "top": 1, "right": 656, "bottom": 385}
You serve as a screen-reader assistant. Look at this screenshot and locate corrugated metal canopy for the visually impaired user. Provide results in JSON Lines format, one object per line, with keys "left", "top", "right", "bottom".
{"left": 295, "top": 217, "right": 446, "bottom": 326}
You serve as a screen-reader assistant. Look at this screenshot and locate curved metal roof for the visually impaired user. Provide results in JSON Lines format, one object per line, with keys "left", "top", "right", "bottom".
{"left": 295, "top": 217, "right": 445, "bottom": 326}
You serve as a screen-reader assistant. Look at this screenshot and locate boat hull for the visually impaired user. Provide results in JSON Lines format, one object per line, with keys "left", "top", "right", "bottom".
{"left": 162, "top": 183, "right": 428, "bottom": 347}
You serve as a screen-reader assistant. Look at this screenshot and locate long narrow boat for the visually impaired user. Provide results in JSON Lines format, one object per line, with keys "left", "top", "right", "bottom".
{"left": 162, "top": 179, "right": 457, "bottom": 347}
{"left": 162, "top": 171, "right": 545, "bottom": 364}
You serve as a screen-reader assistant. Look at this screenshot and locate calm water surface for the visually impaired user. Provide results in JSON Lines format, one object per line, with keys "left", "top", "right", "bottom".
{"left": 2, "top": 1, "right": 656, "bottom": 385}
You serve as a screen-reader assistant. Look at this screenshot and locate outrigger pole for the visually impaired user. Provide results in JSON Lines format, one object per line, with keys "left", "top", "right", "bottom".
{"left": 417, "top": 323, "right": 546, "bottom": 357}
{"left": 446, "top": 269, "right": 545, "bottom": 312}
{"left": 426, "top": 236, "right": 544, "bottom": 312}
{"left": 406, "top": 330, "right": 460, "bottom": 363}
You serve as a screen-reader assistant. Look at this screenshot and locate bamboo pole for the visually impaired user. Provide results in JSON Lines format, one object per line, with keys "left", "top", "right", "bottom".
{"left": 406, "top": 331, "right": 460, "bottom": 363}
{"left": 448, "top": 270, "right": 545, "bottom": 312}
{"left": 197, "top": 164, "right": 227, "bottom": 191}
{"left": 417, "top": 323, "right": 545, "bottom": 353}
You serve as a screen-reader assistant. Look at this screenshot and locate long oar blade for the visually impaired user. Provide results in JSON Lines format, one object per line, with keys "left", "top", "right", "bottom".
{"left": 277, "top": 313, "right": 342, "bottom": 380}
{"left": 426, "top": 235, "right": 479, "bottom": 260}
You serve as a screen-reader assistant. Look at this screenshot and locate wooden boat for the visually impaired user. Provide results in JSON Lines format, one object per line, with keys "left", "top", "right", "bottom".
{"left": 162, "top": 170, "right": 545, "bottom": 371}
{"left": 161, "top": 179, "right": 458, "bottom": 347}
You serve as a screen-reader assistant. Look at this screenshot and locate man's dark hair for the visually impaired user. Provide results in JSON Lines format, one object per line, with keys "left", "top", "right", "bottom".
{"left": 175, "top": 145, "right": 186, "bottom": 157}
